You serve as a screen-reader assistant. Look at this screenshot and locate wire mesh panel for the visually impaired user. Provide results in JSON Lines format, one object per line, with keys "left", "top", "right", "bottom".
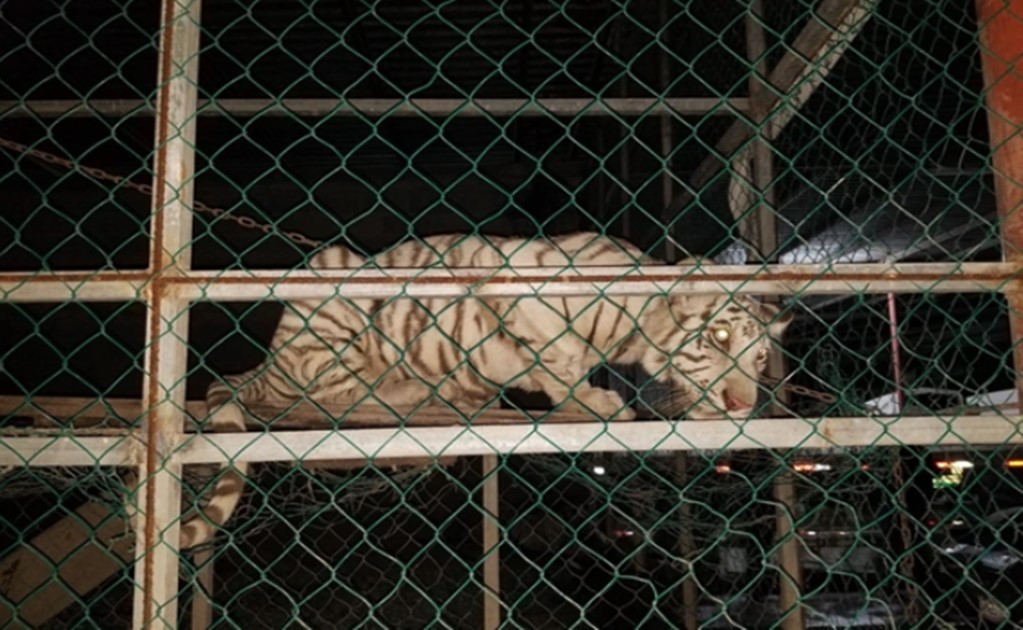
{"left": 2, "top": 0, "right": 1023, "bottom": 628}
{"left": 0, "top": 466, "right": 136, "bottom": 628}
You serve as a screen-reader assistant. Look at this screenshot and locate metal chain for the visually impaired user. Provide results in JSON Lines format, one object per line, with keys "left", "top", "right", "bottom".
{"left": 761, "top": 375, "right": 839, "bottom": 405}
{"left": 0, "top": 136, "right": 324, "bottom": 249}
{"left": 1, "top": 136, "right": 841, "bottom": 405}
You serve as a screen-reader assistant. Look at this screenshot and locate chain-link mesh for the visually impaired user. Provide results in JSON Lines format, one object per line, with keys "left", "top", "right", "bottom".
{"left": 3, "top": 0, "right": 1023, "bottom": 628}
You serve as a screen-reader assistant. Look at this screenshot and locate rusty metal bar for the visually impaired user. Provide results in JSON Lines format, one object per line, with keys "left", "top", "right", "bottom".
{"left": 163, "top": 264, "right": 1023, "bottom": 298}
{"left": 2, "top": 262, "right": 1016, "bottom": 304}
{"left": 133, "top": 0, "right": 202, "bottom": 626}
{"left": 977, "top": 0, "right": 1023, "bottom": 408}
{"left": 887, "top": 294, "right": 906, "bottom": 413}
{"left": 0, "top": 97, "right": 748, "bottom": 119}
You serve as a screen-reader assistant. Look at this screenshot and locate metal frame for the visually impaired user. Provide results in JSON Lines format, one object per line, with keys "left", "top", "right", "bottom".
{"left": 132, "top": 0, "right": 201, "bottom": 626}
{"left": 666, "top": 0, "right": 878, "bottom": 219}
{"left": 2, "top": 415, "right": 1021, "bottom": 468}
{"left": 0, "top": 97, "right": 748, "bottom": 118}
{"left": 1, "top": 0, "right": 1021, "bottom": 628}
{"left": 1, "top": 262, "right": 1018, "bottom": 302}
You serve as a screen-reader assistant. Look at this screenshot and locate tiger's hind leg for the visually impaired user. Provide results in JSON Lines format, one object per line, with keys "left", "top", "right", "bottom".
{"left": 175, "top": 373, "right": 255, "bottom": 549}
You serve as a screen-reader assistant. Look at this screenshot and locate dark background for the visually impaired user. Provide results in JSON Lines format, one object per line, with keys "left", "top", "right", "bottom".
{"left": 0, "top": 1, "right": 1019, "bottom": 627}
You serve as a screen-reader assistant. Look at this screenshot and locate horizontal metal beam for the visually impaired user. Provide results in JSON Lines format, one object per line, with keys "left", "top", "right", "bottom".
{"left": 177, "top": 416, "right": 1023, "bottom": 463}
{"left": 0, "top": 434, "right": 133, "bottom": 466}
{"left": 0, "top": 415, "right": 1019, "bottom": 467}
{"left": 0, "top": 262, "right": 1018, "bottom": 303}
{"left": 0, "top": 97, "right": 748, "bottom": 119}
{"left": 0, "top": 272, "right": 148, "bottom": 302}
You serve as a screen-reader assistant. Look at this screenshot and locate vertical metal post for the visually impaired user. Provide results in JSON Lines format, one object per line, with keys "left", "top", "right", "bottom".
{"left": 673, "top": 455, "right": 698, "bottom": 630}
{"left": 976, "top": 0, "right": 1023, "bottom": 407}
{"left": 887, "top": 294, "right": 906, "bottom": 412}
{"left": 885, "top": 291, "right": 920, "bottom": 622}
{"left": 655, "top": 3, "right": 699, "bottom": 626}
{"left": 746, "top": 0, "right": 776, "bottom": 259}
{"left": 746, "top": 3, "right": 805, "bottom": 628}
{"left": 133, "top": 0, "right": 202, "bottom": 627}
{"left": 974, "top": 7, "right": 1023, "bottom": 620}
{"left": 660, "top": 0, "right": 676, "bottom": 263}
{"left": 191, "top": 550, "right": 214, "bottom": 629}
{"left": 619, "top": 75, "right": 632, "bottom": 239}
{"left": 482, "top": 454, "right": 501, "bottom": 629}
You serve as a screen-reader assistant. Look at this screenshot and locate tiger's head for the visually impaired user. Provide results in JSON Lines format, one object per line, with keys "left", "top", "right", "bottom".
{"left": 639, "top": 294, "right": 793, "bottom": 421}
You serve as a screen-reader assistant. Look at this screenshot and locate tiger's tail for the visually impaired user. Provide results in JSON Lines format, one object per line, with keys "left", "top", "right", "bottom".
{"left": 178, "top": 243, "right": 368, "bottom": 548}
{"left": 178, "top": 374, "right": 256, "bottom": 549}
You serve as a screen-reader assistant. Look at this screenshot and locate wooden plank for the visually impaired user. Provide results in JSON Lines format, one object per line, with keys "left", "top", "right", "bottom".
{"left": 0, "top": 502, "right": 133, "bottom": 628}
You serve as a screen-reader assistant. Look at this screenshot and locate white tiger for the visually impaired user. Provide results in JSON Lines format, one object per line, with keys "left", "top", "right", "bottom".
{"left": 180, "top": 232, "right": 792, "bottom": 548}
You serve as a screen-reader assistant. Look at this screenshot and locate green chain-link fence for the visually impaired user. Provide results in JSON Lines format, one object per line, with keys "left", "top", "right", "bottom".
{"left": 2, "top": 0, "right": 1023, "bottom": 628}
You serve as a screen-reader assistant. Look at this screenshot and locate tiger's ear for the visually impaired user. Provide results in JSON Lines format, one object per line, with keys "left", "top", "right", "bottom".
{"left": 761, "top": 303, "right": 794, "bottom": 339}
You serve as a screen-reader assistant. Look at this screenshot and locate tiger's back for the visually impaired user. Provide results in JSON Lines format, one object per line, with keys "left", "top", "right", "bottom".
{"left": 336, "top": 232, "right": 656, "bottom": 411}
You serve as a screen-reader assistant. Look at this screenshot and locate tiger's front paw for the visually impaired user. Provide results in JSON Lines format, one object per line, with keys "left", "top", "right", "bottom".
{"left": 571, "top": 389, "right": 635, "bottom": 421}
{"left": 207, "top": 400, "right": 247, "bottom": 431}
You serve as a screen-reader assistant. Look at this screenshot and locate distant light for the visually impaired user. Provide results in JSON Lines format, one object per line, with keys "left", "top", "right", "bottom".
{"left": 614, "top": 529, "right": 636, "bottom": 538}
{"left": 936, "top": 460, "right": 974, "bottom": 470}
{"left": 715, "top": 464, "right": 732, "bottom": 474}
{"left": 793, "top": 462, "right": 832, "bottom": 473}
{"left": 592, "top": 465, "right": 606, "bottom": 476}
{"left": 806, "top": 530, "right": 817, "bottom": 536}
{"left": 952, "top": 519, "right": 965, "bottom": 526}
{"left": 1006, "top": 459, "right": 1023, "bottom": 469}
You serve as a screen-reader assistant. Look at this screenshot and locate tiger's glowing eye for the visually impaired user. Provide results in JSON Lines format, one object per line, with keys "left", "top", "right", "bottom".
{"left": 712, "top": 327, "right": 731, "bottom": 344}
